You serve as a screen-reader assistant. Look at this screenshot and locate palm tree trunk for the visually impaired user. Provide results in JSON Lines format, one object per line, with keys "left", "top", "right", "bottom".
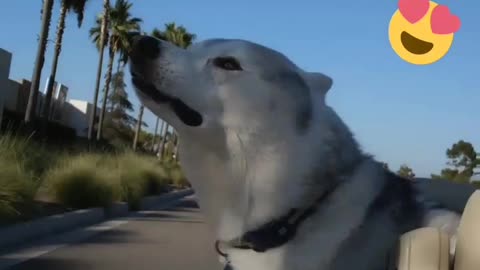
{"left": 173, "top": 133, "right": 179, "bottom": 161}
{"left": 25, "top": 0, "right": 54, "bottom": 126}
{"left": 96, "top": 47, "right": 115, "bottom": 141}
{"left": 151, "top": 117, "right": 159, "bottom": 152}
{"left": 157, "top": 120, "right": 165, "bottom": 157}
{"left": 132, "top": 105, "right": 144, "bottom": 151}
{"left": 88, "top": 0, "right": 110, "bottom": 141}
{"left": 159, "top": 123, "right": 170, "bottom": 159}
{"left": 40, "top": 1, "right": 68, "bottom": 137}
{"left": 109, "top": 57, "right": 123, "bottom": 112}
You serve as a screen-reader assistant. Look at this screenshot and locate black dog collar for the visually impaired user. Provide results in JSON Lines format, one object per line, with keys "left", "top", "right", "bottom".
{"left": 214, "top": 183, "right": 339, "bottom": 267}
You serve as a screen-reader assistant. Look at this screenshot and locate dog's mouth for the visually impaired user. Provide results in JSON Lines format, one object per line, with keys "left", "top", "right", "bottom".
{"left": 131, "top": 75, "right": 203, "bottom": 127}
{"left": 400, "top": 31, "right": 434, "bottom": 55}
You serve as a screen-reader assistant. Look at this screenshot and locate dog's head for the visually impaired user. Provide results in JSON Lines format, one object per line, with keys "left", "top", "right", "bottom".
{"left": 129, "top": 35, "right": 359, "bottom": 238}
{"left": 129, "top": 35, "right": 332, "bottom": 137}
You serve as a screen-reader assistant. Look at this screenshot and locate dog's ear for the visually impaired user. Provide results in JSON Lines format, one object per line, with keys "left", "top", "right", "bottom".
{"left": 304, "top": 72, "right": 333, "bottom": 97}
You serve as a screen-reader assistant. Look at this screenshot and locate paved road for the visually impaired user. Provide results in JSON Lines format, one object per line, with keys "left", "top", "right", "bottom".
{"left": 2, "top": 196, "right": 222, "bottom": 270}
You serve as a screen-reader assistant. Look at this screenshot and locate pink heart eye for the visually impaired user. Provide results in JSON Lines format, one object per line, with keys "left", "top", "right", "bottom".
{"left": 430, "top": 5, "right": 461, "bottom": 34}
{"left": 398, "top": 0, "right": 430, "bottom": 24}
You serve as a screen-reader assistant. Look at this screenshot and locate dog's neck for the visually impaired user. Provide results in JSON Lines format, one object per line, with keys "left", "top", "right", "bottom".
{"left": 179, "top": 128, "right": 386, "bottom": 270}
{"left": 178, "top": 107, "right": 363, "bottom": 243}
{"left": 179, "top": 129, "right": 311, "bottom": 240}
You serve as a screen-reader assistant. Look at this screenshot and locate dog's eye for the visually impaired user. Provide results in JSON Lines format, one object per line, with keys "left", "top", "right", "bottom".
{"left": 213, "top": 57, "right": 242, "bottom": 71}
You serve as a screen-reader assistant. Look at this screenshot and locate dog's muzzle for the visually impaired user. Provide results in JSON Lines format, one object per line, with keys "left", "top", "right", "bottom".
{"left": 129, "top": 33, "right": 162, "bottom": 64}
{"left": 128, "top": 33, "right": 162, "bottom": 80}
{"left": 128, "top": 33, "right": 204, "bottom": 127}
{"left": 131, "top": 76, "right": 203, "bottom": 127}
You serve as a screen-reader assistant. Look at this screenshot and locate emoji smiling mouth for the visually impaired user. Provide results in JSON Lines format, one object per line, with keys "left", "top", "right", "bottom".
{"left": 401, "top": 31, "right": 434, "bottom": 55}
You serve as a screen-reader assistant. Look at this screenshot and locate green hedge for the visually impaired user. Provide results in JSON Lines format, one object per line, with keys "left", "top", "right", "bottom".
{"left": 45, "top": 154, "right": 119, "bottom": 209}
{"left": 114, "top": 153, "right": 170, "bottom": 209}
{"left": 45, "top": 152, "right": 181, "bottom": 210}
{"left": 0, "top": 135, "right": 39, "bottom": 224}
{"left": 161, "top": 160, "right": 190, "bottom": 188}
{"left": 0, "top": 133, "right": 189, "bottom": 221}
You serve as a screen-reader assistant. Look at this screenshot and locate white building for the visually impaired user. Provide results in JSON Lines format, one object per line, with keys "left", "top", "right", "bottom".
{"left": 1, "top": 49, "right": 43, "bottom": 118}
{"left": 62, "top": 99, "right": 98, "bottom": 138}
{"left": 0, "top": 48, "right": 12, "bottom": 127}
{"left": 0, "top": 48, "right": 97, "bottom": 138}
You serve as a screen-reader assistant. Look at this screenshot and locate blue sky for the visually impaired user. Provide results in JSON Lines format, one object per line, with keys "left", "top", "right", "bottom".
{"left": 0, "top": 0, "right": 478, "bottom": 177}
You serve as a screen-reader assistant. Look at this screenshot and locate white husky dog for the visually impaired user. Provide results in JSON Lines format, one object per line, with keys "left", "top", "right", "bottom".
{"left": 128, "top": 35, "right": 475, "bottom": 270}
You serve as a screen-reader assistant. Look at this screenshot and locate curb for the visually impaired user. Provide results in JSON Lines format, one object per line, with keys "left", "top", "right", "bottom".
{"left": 0, "top": 188, "right": 194, "bottom": 251}
{"left": 140, "top": 189, "right": 193, "bottom": 210}
{"left": 105, "top": 202, "right": 129, "bottom": 218}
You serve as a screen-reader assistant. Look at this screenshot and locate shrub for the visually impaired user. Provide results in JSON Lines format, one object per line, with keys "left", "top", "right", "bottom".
{"left": 0, "top": 134, "right": 39, "bottom": 223}
{"left": 162, "top": 161, "right": 190, "bottom": 188}
{"left": 115, "top": 152, "right": 169, "bottom": 209}
{"left": 0, "top": 131, "right": 182, "bottom": 217}
{"left": 0, "top": 133, "right": 56, "bottom": 180}
{"left": 45, "top": 154, "right": 119, "bottom": 209}
{"left": 0, "top": 158, "right": 36, "bottom": 224}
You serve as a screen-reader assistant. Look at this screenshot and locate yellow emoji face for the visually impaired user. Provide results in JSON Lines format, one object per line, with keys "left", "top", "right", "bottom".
{"left": 389, "top": 0, "right": 461, "bottom": 65}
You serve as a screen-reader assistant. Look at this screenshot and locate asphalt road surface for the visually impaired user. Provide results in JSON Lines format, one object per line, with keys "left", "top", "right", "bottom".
{"left": 2, "top": 196, "right": 223, "bottom": 270}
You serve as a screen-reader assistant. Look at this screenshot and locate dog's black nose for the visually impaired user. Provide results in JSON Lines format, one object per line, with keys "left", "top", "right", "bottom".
{"left": 129, "top": 34, "right": 161, "bottom": 60}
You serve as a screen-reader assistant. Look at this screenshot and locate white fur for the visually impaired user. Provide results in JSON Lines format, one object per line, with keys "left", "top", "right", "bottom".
{"left": 220, "top": 160, "right": 385, "bottom": 270}
{"left": 130, "top": 38, "right": 462, "bottom": 270}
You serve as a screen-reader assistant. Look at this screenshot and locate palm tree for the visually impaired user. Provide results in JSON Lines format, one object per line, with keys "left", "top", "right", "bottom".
{"left": 157, "top": 120, "right": 166, "bottom": 157}
{"left": 41, "top": 0, "right": 89, "bottom": 136}
{"left": 24, "top": 0, "right": 54, "bottom": 127}
{"left": 132, "top": 105, "right": 144, "bottom": 151}
{"left": 159, "top": 121, "right": 169, "bottom": 159}
{"left": 90, "top": 0, "right": 142, "bottom": 141}
{"left": 88, "top": 0, "right": 110, "bottom": 141}
{"left": 152, "top": 23, "right": 196, "bottom": 49}
{"left": 134, "top": 104, "right": 146, "bottom": 148}
{"left": 151, "top": 23, "right": 195, "bottom": 160}
{"left": 151, "top": 117, "right": 160, "bottom": 152}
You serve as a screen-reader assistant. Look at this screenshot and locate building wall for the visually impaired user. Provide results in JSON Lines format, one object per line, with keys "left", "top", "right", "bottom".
{"left": 1, "top": 47, "right": 97, "bottom": 138}
{"left": 0, "top": 49, "right": 12, "bottom": 127}
{"left": 62, "top": 99, "right": 98, "bottom": 138}
{"left": 16, "top": 79, "right": 31, "bottom": 116}
{"left": 49, "top": 83, "right": 68, "bottom": 121}
{"left": 0, "top": 49, "right": 11, "bottom": 84}
{"left": 4, "top": 79, "right": 20, "bottom": 111}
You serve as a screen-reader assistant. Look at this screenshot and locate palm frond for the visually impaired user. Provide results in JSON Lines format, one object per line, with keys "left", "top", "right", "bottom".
{"left": 153, "top": 22, "right": 196, "bottom": 49}
{"left": 63, "top": 0, "right": 90, "bottom": 27}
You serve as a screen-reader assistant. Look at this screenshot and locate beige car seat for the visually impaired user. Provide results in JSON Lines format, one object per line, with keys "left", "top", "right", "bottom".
{"left": 397, "top": 190, "right": 480, "bottom": 270}
{"left": 453, "top": 190, "right": 480, "bottom": 270}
